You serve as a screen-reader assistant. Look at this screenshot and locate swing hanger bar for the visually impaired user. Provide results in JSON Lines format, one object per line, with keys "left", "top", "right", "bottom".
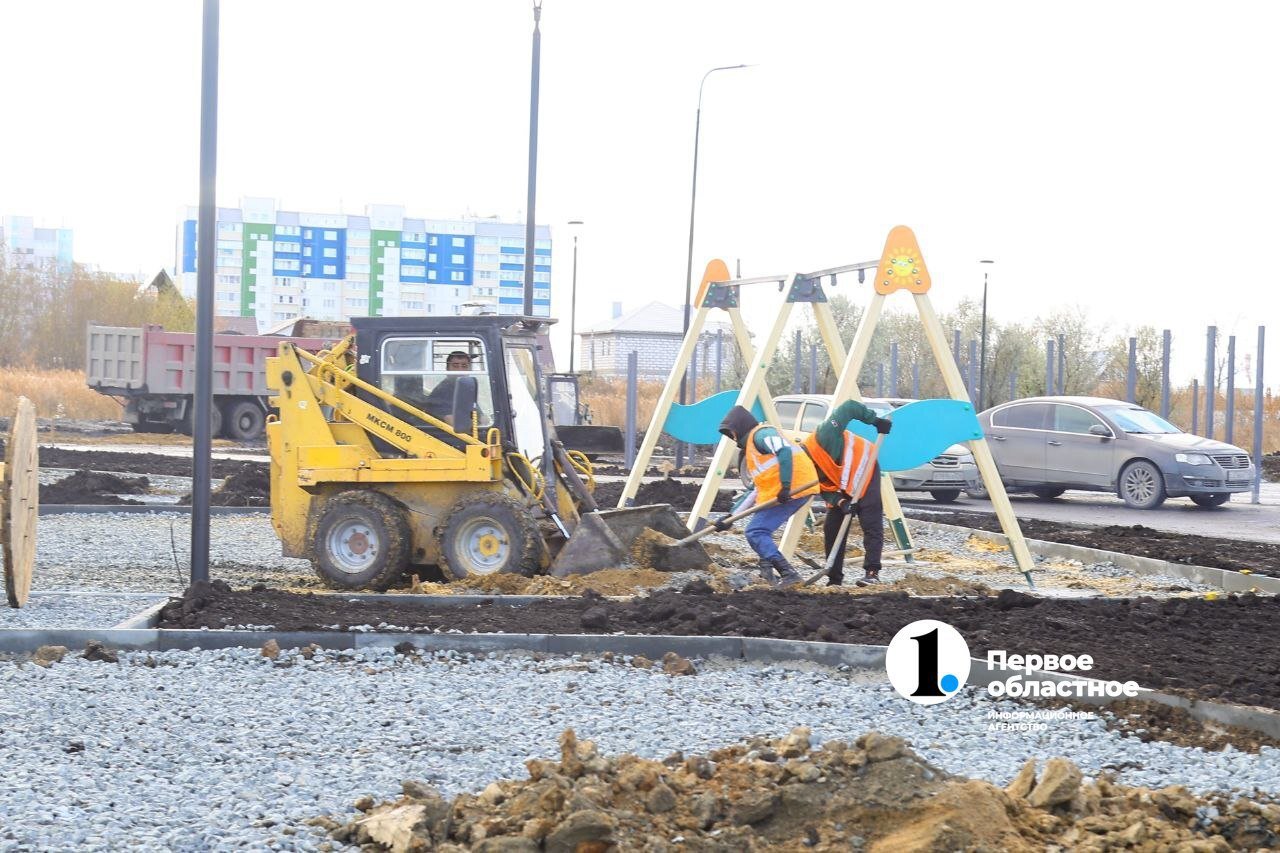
{"left": 709, "top": 259, "right": 879, "bottom": 288}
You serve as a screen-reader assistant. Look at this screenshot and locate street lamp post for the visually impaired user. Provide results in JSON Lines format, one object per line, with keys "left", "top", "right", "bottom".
{"left": 567, "top": 220, "right": 583, "bottom": 373}
{"left": 678, "top": 63, "right": 750, "bottom": 468}
{"left": 978, "top": 259, "right": 994, "bottom": 409}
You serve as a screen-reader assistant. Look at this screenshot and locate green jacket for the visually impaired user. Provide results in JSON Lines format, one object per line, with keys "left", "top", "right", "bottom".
{"left": 812, "top": 399, "right": 880, "bottom": 505}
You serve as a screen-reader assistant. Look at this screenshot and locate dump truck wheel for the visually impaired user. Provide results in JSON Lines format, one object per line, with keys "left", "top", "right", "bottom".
{"left": 180, "top": 404, "right": 223, "bottom": 439}
{"left": 313, "top": 491, "right": 411, "bottom": 590}
{"left": 439, "top": 493, "right": 540, "bottom": 580}
{"left": 223, "top": 399, "right": 265, "bottom": 441}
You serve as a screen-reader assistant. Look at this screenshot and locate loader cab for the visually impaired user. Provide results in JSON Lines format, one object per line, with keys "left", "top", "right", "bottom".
{"left": 350, "top": 316, "right": 551, "bottom": 460}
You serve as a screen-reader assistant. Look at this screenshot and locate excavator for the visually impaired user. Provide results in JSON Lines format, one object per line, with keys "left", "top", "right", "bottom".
{"left": 264, "top": 315, "right": 702, "bottom": 589}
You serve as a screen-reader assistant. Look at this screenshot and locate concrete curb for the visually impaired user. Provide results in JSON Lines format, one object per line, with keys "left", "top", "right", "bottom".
{"left": 4, "top": 625, "right": 1279, "bottom": 741}
{"left": 39, "top": 505, "right": 269, "bottom": 516}
{"left": 113, "top": 601, "right": 169, "bottom": 629}
{"left": 908, "top": 517, "right": 1280, "bottom": 594}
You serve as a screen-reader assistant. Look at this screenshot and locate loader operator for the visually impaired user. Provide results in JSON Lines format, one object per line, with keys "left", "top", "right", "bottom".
{"left": 423, "top": 350, "right": 482, "bottom": 426}
{"left": 801, "top": 400, "right": 893, "bottom": 585}
{"left": 716, "top": 405, "right": 818, "bottom": 588}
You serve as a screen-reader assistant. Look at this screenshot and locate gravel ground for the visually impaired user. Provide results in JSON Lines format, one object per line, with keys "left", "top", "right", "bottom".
{"left": 1, "top": 649, "right": 1276, "bottom": 852}
{"left": 32, "top": 513, "right": 312, "bottom": 593}
{"left": 0, "top": 594, "right": 165, "bottom": 629}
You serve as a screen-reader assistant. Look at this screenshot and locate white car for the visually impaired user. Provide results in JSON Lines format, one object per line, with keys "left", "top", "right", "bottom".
{"left": 771, "top": 394, "right": 980, "bottom": 503}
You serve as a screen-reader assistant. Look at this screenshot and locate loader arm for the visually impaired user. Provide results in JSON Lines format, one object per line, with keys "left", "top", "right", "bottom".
{"left": 267, "top": 341, "right": 501, "bottom": 486}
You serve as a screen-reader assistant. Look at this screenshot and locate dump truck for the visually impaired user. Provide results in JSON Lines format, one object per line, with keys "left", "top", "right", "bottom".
{"left": 85, "top": 323, "right": 344, "bottom": 440}
{"left": 264, "top": 315, "right": 703, "bottom": 589}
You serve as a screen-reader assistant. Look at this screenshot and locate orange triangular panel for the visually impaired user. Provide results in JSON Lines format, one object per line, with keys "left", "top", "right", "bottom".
{"left": 873, "top": 226, "right": 931, "bottom": 295}
{"left": 695, "top": 258, "right": 731, "bottom": 307}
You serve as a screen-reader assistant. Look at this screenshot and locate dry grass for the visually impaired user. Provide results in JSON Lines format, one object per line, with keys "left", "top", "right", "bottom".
{"left": 0, "top": 368, "right": 122, "bottom": 421}
{"left": 580, "top": 376, "right": 721, "bottom": 431}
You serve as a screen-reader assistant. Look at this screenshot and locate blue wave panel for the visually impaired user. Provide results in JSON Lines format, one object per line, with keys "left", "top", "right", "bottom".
{"left": 662, "top": 390, "right": 764, "bottom": 445}
{"left": 844, "top": 398, "right": 984, "bottom": 472}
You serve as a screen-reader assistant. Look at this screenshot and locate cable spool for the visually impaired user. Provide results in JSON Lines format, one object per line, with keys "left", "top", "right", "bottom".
{"left": 2, "top": 397, "right": 38, "bottom": 608}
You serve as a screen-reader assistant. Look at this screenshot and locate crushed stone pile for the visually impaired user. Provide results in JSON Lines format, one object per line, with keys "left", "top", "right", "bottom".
{"left": 39, "top": 468, "right": 148, "bottom": 505}
{"left": 321, "top": 727, "right": 1278, "bottom": 852}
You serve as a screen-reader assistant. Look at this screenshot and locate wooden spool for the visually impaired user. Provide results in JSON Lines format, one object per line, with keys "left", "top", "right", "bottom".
{"left": 3, "top": 396, "right": 38, "bottom": 608}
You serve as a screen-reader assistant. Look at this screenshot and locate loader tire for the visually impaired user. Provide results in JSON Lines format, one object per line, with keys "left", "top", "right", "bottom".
{"left": 313, "top": 491, "right": 411, "bottom": 590}
{"left": 439, "top": 492, "right": 540, "bottom": 580}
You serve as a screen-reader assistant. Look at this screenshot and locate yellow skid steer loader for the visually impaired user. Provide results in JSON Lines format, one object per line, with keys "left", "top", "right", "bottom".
{"left": 265, "top": 315, "right": 705, "bottom": 590}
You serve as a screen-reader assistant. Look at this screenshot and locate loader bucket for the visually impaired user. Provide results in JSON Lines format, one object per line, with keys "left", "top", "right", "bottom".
{"left": 548, "top": 504, "right": 710, "bottom": 577}
{"left": 555, "top": 425, "right": 625, "bottom": 457}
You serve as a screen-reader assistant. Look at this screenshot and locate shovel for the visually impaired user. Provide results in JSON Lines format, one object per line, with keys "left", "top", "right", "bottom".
{"left": 635, "top": 479, "right": 821, "bottom": 570}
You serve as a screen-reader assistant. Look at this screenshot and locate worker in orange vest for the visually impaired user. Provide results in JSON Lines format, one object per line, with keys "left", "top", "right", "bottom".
{"left": 801, "top": 400, "right": 893, "bottom": 584}
{"left": 716, "top": 405, "right": 820, "bottom": 587}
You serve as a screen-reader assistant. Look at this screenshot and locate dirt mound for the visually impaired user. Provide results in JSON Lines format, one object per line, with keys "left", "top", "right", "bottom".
{"left": 8, "top": 445, "right": 266, "bottom": 479}
{"left": 1264, "top": 451, "right": 1280, "bottom": 482}
{"left": 592, "top": 476, "right": 735, "bottom": 513}
{"left": 913, "top": 507, "right": 1280, "bottom": 577}
{"left": 39, "top": 468, "right": 148, "bottom": 505}
{"left": 321, "top": 727, "right": 1275, "bottom": 852}
{"left": 158, "top": 584, "right": 1280, "bottom": 710}
{"left": 179, "top": 464, "right": 270, "bottom": 507}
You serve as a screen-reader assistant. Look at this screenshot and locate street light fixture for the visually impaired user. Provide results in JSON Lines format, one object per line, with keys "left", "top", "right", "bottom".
{"left": 678, "top": 63, "right": 751, "bottom": 467}
{"left": 978, "top": 259, "right": 995, "bottom": 409}
{"left": 567, "top": 220, "right": 584, "bottom": 373}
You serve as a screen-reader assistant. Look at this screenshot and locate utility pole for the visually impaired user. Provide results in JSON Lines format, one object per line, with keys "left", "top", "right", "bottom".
{"left": 522, "top": 1, "right": 543, "bottom": 317}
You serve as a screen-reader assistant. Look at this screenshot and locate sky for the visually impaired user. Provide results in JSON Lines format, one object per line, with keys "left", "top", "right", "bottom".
{"left": 3, "top": 0, "right": 1278, "bottom": 387}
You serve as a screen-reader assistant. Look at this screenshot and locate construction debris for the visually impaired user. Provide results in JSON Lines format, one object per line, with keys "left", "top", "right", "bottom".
{"left": 327, "top": 728, "right": 1278, "bottom": 852}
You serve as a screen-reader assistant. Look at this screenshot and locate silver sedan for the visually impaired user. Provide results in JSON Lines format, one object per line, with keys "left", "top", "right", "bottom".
{"left": 978, "top": 396, "right": 1255, "bottom": 509}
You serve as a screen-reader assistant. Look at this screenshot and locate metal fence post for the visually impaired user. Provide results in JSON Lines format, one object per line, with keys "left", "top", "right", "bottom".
{"left": 967, "top": 340, "right": 978, "bottom": 403}
{"left": 1253, "top": 326, "right": 1265, "bottom": 504}
{"left": 876, "top": 363, "right": 885, "bottom": 397}
{"left": 1057, "top": 334, "right": 1066, "bottom": 394}
{"left": 1191, "top": 379, "right": 1200, "bottom": 435}
{"left": 953, "top": 329, "right": 961, "bottom": 365}
{"left": 792, "top": 329, "right": 802, "bottom": 394}
{"left": 911, "top": 363, "right": 920, "bottom": 399}
{"left": 1226, "top": 335, "right": 1236, "bottom": 444}
{"left": 1205, "top": 326, "right": 1216, "bottom": 439}
{"left": 1046, "top": 338, "right": 1055, "bottom": 395}
{"left": 625, "top": 351, "right": 638, "bottom": 468}
{"left": 1126, "top": 336, "right": 1137, "bottom": 403}
{"left": 889, "top": 342, "right": 899, "bottom": 397}
{"left": 714, "top": 329, "right": 723, "bottom": 394}
{"left": 689, "top": 339, "right": 699, "bottom": 402}
{"left": 1160, "top": 329, "right": 1171, "bottom": 419}
{"left": 807, "top": 343, "right": 817, "bottom": 393}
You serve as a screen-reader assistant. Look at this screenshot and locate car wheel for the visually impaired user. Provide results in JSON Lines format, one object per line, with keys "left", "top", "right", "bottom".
{"left": 929, "top": 489, "right": 961, "bottom": 503}
{"left": 965, "top": 482, "right": 989, "bottom": 500}
{"left": 1030, "top": 486, "right": 1066, "bottom": 500}
{"left": 1119, "top": 460, "right": 1167, "bottom": 510}
{"left": 1190, "top": 493, "right": 1231, "bottom": 508}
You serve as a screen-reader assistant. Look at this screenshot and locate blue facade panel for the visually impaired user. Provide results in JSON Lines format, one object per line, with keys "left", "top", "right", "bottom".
{"left": 299, "top": 227, "right": 346, "bottom": 279}
{"left": 499, "top": 263, "right": 523, "bottom": 272}
{"left": 499, "top": 246, "right": 523, "bottom": 255}
{"left": 181, "top": 220, "right": 197, "bottom": 273}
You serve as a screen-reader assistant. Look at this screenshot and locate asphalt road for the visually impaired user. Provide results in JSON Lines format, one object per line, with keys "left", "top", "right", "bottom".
{"left": 899, "top": 483, "right": 1280, "bottom": 545}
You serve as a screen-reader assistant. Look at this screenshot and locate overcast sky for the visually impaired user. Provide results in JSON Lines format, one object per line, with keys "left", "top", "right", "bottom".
{"left": 3, "top": 1, "right": 1277, "bottom": 387}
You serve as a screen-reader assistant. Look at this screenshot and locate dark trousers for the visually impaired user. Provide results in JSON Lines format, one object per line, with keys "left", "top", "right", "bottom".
{"left": 824, "top": 465, "right": 884, "bottom": 583}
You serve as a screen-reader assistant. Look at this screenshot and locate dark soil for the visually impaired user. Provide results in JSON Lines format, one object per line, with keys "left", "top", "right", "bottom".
{"left": 5, "top": 445, "right": 267, "bottom": 480}
{"left": 40, "top": 468, "right": 149, "bottom": 505}
{"left": 1264, "top": 452, "right": 1280, "bottom": 482}
{"left": 179, "top": 464, "right": 270, "bottom": 507}
{"left": 592, "top": 476, "right": 735, "bottom": 513}
{"left": 159, "top": 582, "right": 1280, "bottom": 711}
{"left": 911, "top": 507, "right": 1280, "bottom": 577}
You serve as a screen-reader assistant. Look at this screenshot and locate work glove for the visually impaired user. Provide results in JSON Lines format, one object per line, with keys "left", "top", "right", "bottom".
{"left": 873, "top": 417, "right": 893, "bottom": 435}
{"left": 713, "top": 516, "right": 732, "bottom": 532}
{"left": 838, "top": 495, "right": 857, "bottom": 515}
{"left": 776, "top": 485, "right": 792, "bottom": 504}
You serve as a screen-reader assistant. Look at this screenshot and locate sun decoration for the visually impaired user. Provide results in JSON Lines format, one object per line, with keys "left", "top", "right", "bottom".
{"left": 874, "top": 225, "right": 932, "bottom": 295}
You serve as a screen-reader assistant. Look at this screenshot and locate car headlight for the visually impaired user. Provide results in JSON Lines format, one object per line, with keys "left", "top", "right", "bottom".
{"left": 1175, "top": 452, "right": 1212, "bottom": 466}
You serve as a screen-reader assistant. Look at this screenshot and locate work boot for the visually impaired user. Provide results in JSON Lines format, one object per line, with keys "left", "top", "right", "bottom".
{"left": 757, "top": 557, "right": 779, "bottom": 586}
{"left": 861, "top": 567, "right": 881, "bottom": 585}
{"left": 826, "top": 571, "right": 844, "bottom": 587}
{"left": 770, "top": 554, "right": 803, "bottom": 589}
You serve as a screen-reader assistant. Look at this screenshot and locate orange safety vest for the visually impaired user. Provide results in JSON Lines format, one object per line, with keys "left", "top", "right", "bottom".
{"left": 802, "top": 430, "right": 877, "bottom": 501}
{"left": 743, "top": 425, "right": 820, "bottom": 503}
